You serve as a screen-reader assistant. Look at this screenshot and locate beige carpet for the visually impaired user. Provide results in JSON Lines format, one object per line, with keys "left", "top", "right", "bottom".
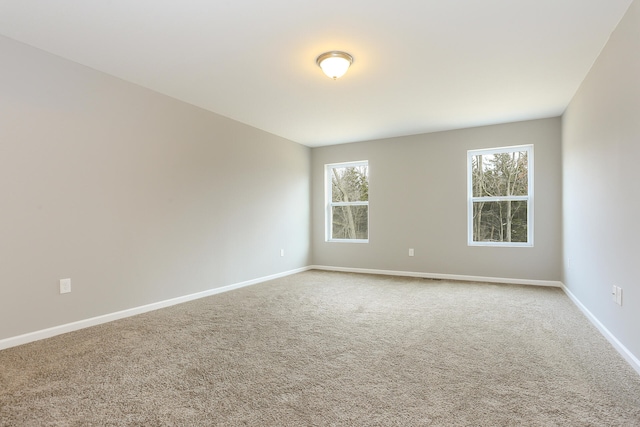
{"left": 1, "top": 270, "right": 639, "bottom": 426}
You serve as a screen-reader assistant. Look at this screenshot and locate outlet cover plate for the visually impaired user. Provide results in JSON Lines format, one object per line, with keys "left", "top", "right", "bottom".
{"left": 60, "top": 278, "right": 71, "bottom": 294}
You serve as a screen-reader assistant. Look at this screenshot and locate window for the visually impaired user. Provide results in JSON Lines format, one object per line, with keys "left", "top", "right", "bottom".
{"left": 468, "top": 145, "right": 533, "bottom": 246}
{"left": 326, "top": 161, "right": 369, "bottom": 242}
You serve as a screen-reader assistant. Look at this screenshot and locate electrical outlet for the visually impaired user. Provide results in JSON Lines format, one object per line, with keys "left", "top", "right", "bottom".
{"left": 280, "top": 249, "right": 284, "bottom": 257}
{"left": 616, "top": 286, "right": 623, "bottom": 306}
{"left": 60, "top": 278, "right": 71, "bottom": 294}
{"left": 409, "top": 248, "right": 414, "bottom": 257}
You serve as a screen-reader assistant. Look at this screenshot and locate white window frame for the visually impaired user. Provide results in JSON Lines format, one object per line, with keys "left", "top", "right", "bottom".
{"left": 467, "top": 144, "right": 533, "bottom": 247}
{"left": 325, "top": 160, "right": 369, "bottom": 243}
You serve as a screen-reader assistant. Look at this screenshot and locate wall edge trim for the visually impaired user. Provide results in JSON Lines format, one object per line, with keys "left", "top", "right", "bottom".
{"left": 311, "top": 265, "right": 639, "bottom": 375}
{"left": 561, "top": 283, "right": 640, "bottom": 376}
{"left": 309, "top": 265, "right": 562, "bottom": 287}
{"left": 7, "top": 265, "right": 637, "bottom": 378}
{"left": 0, "top": 266, "right": 311, "bottom": 351}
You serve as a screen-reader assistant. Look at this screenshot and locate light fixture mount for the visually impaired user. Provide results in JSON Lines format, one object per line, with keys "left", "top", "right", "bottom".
{"left": 316, "top": 51, "right": 354, "bottom": 80}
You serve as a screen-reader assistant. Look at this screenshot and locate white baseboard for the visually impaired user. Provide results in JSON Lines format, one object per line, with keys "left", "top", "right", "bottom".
{"left": 309, "top": 265, "right": 563, "bottom": 288}
{"left": 561, "top": 284, "right": 640, "bottom": 376}
{"left": 0, "top": 266, "right": 311, "bottom": 351}
{"left": 311, "top": 265, "right": 639, "bottom": 376}
{"left": 5, "top": 265, "right": 638, "bottom": 378}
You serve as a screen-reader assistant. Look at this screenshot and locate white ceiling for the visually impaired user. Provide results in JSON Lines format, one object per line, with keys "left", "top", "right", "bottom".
{"left": 0, "top": 1, "right": 633, "bottom": 147}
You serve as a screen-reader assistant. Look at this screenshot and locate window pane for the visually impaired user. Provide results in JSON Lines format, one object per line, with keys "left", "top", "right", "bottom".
{"left": 332, "top": 205, "right": 368, "bottom": 239}
{"left": 331, "top": 166, "right": 369, "bottom": 203}
{"left": 472, "top": 151, "right": 528, "bottom": 197}
{"left": 472, "top": 201, "right": 528, "bottom": 243}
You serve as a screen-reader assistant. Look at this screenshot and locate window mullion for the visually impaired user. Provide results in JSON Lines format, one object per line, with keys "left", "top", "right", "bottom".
{"left": 471, "top": 196, "right": 529, "bottom": 203}
{"left": 330, "top": 201, "right": 369, "bottom": 207}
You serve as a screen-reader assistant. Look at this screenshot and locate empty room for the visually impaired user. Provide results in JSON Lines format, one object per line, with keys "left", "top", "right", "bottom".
{"left": 1, "top": 0, "right": 639, "bottom": 425}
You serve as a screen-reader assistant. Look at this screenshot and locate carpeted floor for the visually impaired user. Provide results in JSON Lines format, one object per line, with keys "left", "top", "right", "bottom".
{"left": 1, "top": 270, "right": 639, "bottom": 426}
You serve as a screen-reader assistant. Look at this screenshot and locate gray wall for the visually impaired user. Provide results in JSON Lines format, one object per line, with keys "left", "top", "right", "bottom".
{"left": 0, "top": 36, "right": 311, "bottom": 341}
{"left": 562, "top": 1, "right": 640, "bottom": 360}
{"left": 311, "top": 118, "right": 562, "bottom": 281}
{"left": 4, "top": 0, "right": 637, "bottom": 367}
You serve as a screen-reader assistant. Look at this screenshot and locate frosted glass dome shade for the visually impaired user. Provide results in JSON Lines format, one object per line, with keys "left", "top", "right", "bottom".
{"left": 316, "top": 51, "right": 353, "bottom": 79}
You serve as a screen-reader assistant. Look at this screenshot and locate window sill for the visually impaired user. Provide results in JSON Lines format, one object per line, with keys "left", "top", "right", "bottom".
{"left": 468, "top": 241, "right": 533, "bottom": 248}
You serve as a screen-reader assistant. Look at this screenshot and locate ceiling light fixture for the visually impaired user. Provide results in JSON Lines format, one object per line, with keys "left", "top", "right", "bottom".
{"left": 316, "top": 51, "right": 353, "bottom": 80}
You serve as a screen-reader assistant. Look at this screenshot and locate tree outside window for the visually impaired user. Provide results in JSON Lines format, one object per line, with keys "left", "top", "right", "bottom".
{"left": 326, "top": 161, "right": 369, "bottom": 242}
{"left": 468, "top": 145, "right": 533, "bottom": 246}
